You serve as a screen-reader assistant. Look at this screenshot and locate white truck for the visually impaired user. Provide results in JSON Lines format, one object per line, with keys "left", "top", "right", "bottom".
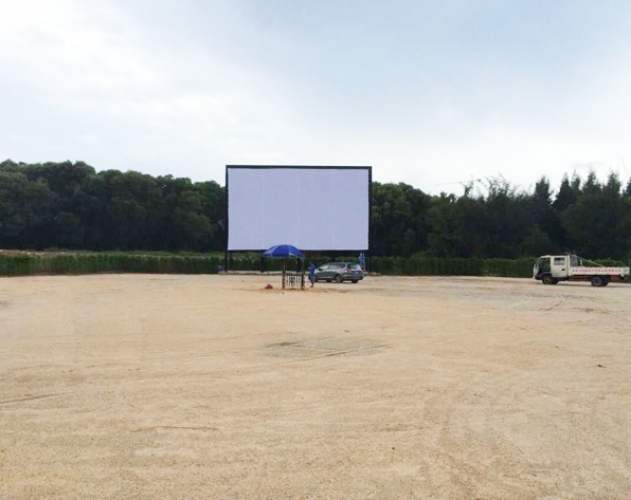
{"left": 533, "top": 255, "right": 629, "bottom": 286}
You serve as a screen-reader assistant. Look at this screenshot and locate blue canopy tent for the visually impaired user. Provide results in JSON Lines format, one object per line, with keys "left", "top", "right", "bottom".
{"left": 262, "top": 244, "right": 305, "bottom": 289}
{"left": 262, "top": 244, "right": 304, "bottom": 259}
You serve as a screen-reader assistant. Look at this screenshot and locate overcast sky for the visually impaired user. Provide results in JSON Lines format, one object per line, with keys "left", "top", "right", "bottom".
{"left": 2, "top": 0, "right": 631, "bottom": 194}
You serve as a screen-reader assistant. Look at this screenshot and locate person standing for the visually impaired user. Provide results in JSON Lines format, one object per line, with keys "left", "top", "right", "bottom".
{"left": 359, "top": 252, "right": 366, "bottom": 271}
{"left": 308, "top": 262, "right": 316, "bottom": 288}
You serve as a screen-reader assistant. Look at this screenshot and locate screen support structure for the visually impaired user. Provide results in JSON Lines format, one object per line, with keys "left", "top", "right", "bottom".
{"left": 224, "top": 165, "right": 371, "bottom": 272}
{"left": 224, "top": 166, "right": 229, "bottom": 271}
{"left": 368, "top": 166, "right": 372, "bottom": 273}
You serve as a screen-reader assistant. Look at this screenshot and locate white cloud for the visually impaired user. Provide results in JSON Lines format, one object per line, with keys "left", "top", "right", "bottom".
{"left": 0, "top": 0, "right": 303, "bottom": 176}
{"left": 1, "top": 0, "right": 631, "bottom": 193}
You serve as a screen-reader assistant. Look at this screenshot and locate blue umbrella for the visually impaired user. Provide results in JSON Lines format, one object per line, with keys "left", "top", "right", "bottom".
{"left": 262, "top": 244, "right": 304, "bottom": 259}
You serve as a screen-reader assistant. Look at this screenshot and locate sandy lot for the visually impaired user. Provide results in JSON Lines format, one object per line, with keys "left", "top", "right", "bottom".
{"left": 1, "top": 274, "right": 630, "bottom": 499}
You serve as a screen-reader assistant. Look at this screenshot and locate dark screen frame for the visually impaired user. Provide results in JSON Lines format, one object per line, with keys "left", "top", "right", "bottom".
{"left": 225, "top": 165, "right": 372, "bottom": 269}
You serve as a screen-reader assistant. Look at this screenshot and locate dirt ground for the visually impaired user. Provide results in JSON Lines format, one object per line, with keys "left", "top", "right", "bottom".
{"left": 1, "top": 274, "right": 630, "bottom": 499}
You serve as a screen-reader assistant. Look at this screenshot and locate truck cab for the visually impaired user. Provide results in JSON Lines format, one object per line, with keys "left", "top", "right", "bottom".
{"left": 533, "top": 255, "right": 567, "bottom": 285}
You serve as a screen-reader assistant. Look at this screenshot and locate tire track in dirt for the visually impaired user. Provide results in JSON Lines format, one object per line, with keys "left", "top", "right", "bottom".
{"left": 0, "top": 392, "right": 69, "bottom": 406}
{"left": 418, "top": 364, "right": 631, "bottom": 497}
{"left": 541, "top": 292, "right": 566, "bottom": 311}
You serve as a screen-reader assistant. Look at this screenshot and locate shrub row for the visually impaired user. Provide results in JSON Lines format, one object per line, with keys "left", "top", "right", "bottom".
{"left": 368, "top": 257, "right": 534, "bottom": 278}
{"left": 231, "top": 255, "right": 360, "bottom": 272}
{"left": 0, "top": 252, "right": 345, "bottom": 276}
{"left": 1, "top": 253, "right": 625, "bottom": 279}
{"left": 0, "top": 253, "right": 223, "bottom": 277}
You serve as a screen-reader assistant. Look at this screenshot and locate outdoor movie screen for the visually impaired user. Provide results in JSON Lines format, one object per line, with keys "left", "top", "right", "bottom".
{"left": 227, "top": 166, "right": 370, "bottom": 251}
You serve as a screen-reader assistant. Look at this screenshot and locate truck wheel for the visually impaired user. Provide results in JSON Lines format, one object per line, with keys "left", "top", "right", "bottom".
{"left": 542, "top": 275, "right": 555, "bottom": 285}
{"left": 591, "top": 276, "right": 605, "bottom": 287}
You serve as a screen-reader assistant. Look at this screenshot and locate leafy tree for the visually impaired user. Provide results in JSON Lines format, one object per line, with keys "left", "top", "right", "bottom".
{"left": 371, "top": 182, "right": 431, "bottom": 256}
{"left": 2, "top": 160, "right": 631, "bottom": 260}
{"left": 521, "top": 224, "right": 555, "bottom": 256}
{"left": 563, "top": 172, "right": 630, "bottom": 258}
{"left": 530, "top": 176, "right": 562, "bottom": 253}
{"left": 0, "top": 170, "right": 56, "bottom": 248}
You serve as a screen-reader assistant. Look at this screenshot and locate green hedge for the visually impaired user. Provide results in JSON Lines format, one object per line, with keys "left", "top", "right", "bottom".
{"left": 0, "top": 253, "right": 357, "bottom": 276}
{"left": 0, "top": 253, "right": 223, "bottom": 277}
{"left": 368, "top": 257, "right": 533, "bottom": 277}
{"left": 0, "top": 252, "right": 626, "bottom": 280}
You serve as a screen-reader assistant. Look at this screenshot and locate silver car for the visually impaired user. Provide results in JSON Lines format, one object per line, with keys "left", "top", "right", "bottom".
{"left": 314, "top": 262, "right": 364, "bottom": 283}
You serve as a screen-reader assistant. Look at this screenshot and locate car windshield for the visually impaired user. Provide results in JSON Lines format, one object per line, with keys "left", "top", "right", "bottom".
{"left": 349, "top": 264, "right": 361, "bottom": 270}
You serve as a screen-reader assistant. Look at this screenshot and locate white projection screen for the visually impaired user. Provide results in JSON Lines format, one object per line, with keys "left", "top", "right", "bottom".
{"left": 227, "top": 166, "right": 371, "bottom": 251}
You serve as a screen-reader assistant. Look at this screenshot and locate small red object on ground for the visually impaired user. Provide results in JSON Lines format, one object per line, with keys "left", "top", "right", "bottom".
{"left": 265, "top": 284, "right": 273, "bottom": 289}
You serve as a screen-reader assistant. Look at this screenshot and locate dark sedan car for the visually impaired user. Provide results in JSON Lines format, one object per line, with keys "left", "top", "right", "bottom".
{"left": 314, "top": 262, "right": 364, "bottom": 283}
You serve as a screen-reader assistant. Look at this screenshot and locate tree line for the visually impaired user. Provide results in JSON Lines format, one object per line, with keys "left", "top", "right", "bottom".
{"left": 0, "top": 160, "right": 225, "bottom": 252}
{"left": 2, "top": 160, "right": 631, "bottom": 259}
